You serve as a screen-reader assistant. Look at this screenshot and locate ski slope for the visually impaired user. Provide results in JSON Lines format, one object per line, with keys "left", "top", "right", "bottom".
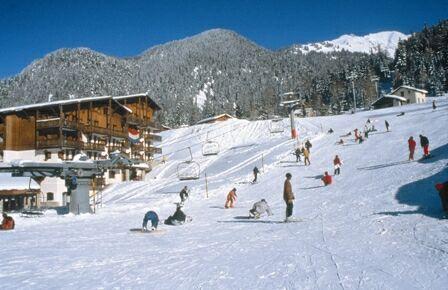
{"left": 1, "top": 97, "right": 448, "bottom": 289}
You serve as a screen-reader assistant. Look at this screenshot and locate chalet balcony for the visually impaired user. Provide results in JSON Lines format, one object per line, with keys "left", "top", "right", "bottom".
{"left": 145, "top": 146, "right": 162, "bottom": 154}
{"left": 36, "top": 139, "right": 83, "bottom": 149}
{"left": 127, "top": 116, "right": 157, "bottom": 129}
{"left": 82, "top": 126, "right": 127, "bottom": 138}
{"left": 108, "top": 144, "right": 127, "bottom": 153}
{"left": 82, "top": 142, "right": 106, "bottom": 151}
{"left": 131, "top": 143, "right": 144, "bottom": 152}
{"left": 144, "top": 133, "right": 162, "bottom": 142}
{"left": 36, "top": 119, "right": 79, "bottom": 130}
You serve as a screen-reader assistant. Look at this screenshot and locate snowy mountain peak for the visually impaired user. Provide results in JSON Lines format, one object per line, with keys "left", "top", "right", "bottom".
{"left": 293, "top": 31, "right": 409, "bottom": 57}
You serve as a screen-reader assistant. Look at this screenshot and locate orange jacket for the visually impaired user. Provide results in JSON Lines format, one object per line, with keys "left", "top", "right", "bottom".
{"left": 322, "top": 174, "right": 332, "bottom": 186}
{"left": 1, "top": 217, "right": 15, "bottom": 230}
{"left": 227, "top": 190, "right": 237, "bottom": 201}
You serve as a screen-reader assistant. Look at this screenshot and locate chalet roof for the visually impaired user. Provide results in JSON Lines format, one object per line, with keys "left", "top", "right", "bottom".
{"left": 390, "top": 85, "right": 428, "bottom": 95}
{"left": 0, "top": 93, "right": 161, "bottom": 115}
{"left": 371, "top": 94, "right": 407, "bottom": 106}
{"left": 196, "top": 113, "right": 236, "bottom": 125}
{"left": 0, "top": 173, "right": 40, "bottom": 192}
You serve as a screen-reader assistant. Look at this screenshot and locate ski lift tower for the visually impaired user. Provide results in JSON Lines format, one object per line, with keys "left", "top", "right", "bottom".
{"left": 279, "top": 92, "right": 301, "bottom": 139}
{"left": 0, "top": 153, "right": 134, "bottom": 215}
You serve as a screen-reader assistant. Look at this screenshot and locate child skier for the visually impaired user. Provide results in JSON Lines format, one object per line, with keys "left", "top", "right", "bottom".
{"left": 142, "top": 210, "right": 159, "bottom": 231}
{"left": 0, "top": 213, "right": 15, "bottom": 230}
{"left": 179, "top": 186, "right": 189, "bottom": 203}
{"left": 225, "top": 188, "right": 237, "bottom": 208}
{"left": 253, "top": 166, "right": 260, "bottom": 183}
{"left": 333, "top": 155, "right": 342, "bottom": 175}
{"left": 419, "top": 135, "right": 430, "bottom": 157}
{"left": 321, "top": 172, "right": 332, "bottom": 186}
{"left": 249, "top": 199, "right": 273, "bottom": 219}
{"left": 302, "top": 147, "right": 311, "bottom": 166}
{"left": 408, "top": 136, "right": 416, "bottom": 161}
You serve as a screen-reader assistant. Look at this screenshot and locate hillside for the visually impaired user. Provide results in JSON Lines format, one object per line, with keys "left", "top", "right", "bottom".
{"left": 1, "top": 97, "right": 447, "bottom": 289}
{"left": 0, "top": 28, "right": 396, "bottom": 126}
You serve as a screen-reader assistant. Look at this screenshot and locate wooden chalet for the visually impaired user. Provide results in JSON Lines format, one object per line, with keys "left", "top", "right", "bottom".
{"left": 196, "top": 113, "right": 235, "bottom": 125}
{"left": 0, "top": 93, "right": 162, "bottom": 207}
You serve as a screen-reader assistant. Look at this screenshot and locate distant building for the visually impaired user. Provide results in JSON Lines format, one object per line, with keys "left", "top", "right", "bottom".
{"left": 0, "top": 175, "right": 40, "bottom": 212}
{"left": 371, "top": 94, "right": 407, "bottom": 110}
{"left": 0, "top": 93, "right": 162, "bottom": 208}
{"left": 196, "top": 113, "right": 236, "bottom": 125}
{"left": 390, "top": 85, "right": 428, "bottom": 104}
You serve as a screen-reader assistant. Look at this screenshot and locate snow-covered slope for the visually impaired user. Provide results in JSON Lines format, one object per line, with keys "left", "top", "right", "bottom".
{"left": 1, "top": 97, "right": 447, "bottom": 289}
{"left": 293, "top": 31, "right": 409, "bottom": 57}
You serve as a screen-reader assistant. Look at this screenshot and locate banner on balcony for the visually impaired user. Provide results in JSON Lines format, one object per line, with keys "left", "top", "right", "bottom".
{"left": 128, "top": 128, "right": 140, "bottom": 144}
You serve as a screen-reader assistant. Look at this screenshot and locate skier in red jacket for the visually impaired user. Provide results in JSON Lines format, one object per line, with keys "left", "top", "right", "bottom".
{"left": 333, "top": 155, "right": 342, "bottom": 175}
{"left": 321, "top": 172, "right": 332, "bottom": 186}
{"left": 408, "top": 136, "right": 416, "bottom": 161}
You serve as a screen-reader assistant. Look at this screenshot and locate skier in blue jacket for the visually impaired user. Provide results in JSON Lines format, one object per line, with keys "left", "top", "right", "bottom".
{"left": 142, "top": 210, "right": 159, "bottom": 231}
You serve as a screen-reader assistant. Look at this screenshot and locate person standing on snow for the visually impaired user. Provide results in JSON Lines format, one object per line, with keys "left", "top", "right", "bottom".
{"left": 225, "top": 188, "right": 237, "bottom": 208}
{"left": 432, "top": 100, "right": 437, "bottom": 110}
{"left": 354, "top": 129, "right": 360, "bottom": 142}
{"left": 408, "top": 136, "right": 416, "bottom": 161}
{"left": 179, "top": 186, "right": 189, "bottom": 203}
{"left": 302, "top": 147, "right": 311, "bottom": 166}
{"left": 385, "top": 120, "right": 390, "bottom": 132}
{"left": 321, "top": 172, "right": 332, "bottom": 186}
{"left": 419, "top": 135, "right": 430, "bottom": 157}
{"left": 435, "top": 182, "right": 448, "bottom": 213}
{"left": 305, "top": 140, "right": 312, "bottom": 153}
{"left": 142, "top": 210, "right": 159, "bottom": 231}
{"left": 249, "top": 199, "right": 273, "bottom": 219}
{"left": 283, "top": 173, "right": 295, "bottom": 221}
{"left": 333, "top": 155, "right": 342, "bottom": 175}
{"left": 253, "top": 166, "right": 260, "bottom": 183}
{"left": 294, "top": 147, "right": 302, "bottom": 162}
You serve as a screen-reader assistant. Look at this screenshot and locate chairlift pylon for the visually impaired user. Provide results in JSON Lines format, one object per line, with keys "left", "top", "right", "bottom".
{"left": 177, "top": 147, "right": 200, "bottom": 180}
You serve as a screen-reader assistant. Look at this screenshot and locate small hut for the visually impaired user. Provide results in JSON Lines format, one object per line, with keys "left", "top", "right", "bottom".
{"left": 0, "top": 174, "right": 40, "bottom": 212}
{"left": 371, "top": 94, "right": 407, "bottom": 110}
{"left": 196, "top": 114, "right": 236, "bottom": 125}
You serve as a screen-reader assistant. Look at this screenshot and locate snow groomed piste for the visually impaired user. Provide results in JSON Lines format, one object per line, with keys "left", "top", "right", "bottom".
{"left": 1, "top": 97, "right": 447, "bottom": 289}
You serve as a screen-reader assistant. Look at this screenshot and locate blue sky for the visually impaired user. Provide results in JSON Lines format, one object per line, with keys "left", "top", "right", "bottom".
{"left": 0, "top": 0, "right": 447, "bottom": 78}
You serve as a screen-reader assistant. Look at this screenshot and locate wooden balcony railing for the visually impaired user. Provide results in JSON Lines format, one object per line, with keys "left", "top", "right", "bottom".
{"left": 145, "top": 146, "right": 162, "bottom": 154}
{"left": 82, "top": 143, "right": 106, "bottom": 151}
{"left": 36, "top": 139, "right": 83, "bottom": 149}
{"left": 144, "top": 133, "right": 162, "bottom": 142}
{"left": 36, "top": 119, "right": 79, "bottom": 130}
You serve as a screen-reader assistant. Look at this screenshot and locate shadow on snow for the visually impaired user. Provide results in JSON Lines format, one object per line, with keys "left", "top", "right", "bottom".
{"left": 376, "top": 143, "right": 448, "bottom": 219}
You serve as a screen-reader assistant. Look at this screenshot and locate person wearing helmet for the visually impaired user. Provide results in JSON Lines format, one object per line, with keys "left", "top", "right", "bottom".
{"left": 249, "top": 199, "right": 273, "bottom": 219}
{"left": 283, "top": 173, "right": 295, "bottom": 221}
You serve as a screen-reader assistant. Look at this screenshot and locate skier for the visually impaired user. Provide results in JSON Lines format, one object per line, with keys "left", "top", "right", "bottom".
{"left": 179, "top": 186, "right": 189, "bottom": 203}
{"left": 164, "top": 203, "right": 187, "bottom": 225}
{"left": 225, "top": 188, "right": 237, "bottom": 208}
{"left": 253, "top": 166, "right": 260, "bottom": 183}
{"left": 249, "top": 199, "right": 273, "bottom": 219}
{"left": 321, "top": 172, "right": 332, "bottom": 186}
{"left": 432, "top": 100, "right": 437, "bottom": 110}
{"left": 302, "top": 147, "right": 311, "bottom": 166}
{"left": 283, "top": 173, "right": 295, "bottom": 221}
{"left": 385, "top": 120, "right": 390, "bottom": 132}
{"left": 142, "top": 210, "right": 159, "bottom": 231}
{"left": 294, "top": 147, "right": 302, "bottom": 162}
{"left": 305, "top": 140, "right": 312, "bottom": 153}
{"left": 408, "top": 136, "right": 416, "bottom": 161}
{"left": 0, "top": 213, "right": 15, "bottom": 230}
{"left": 367, "top": 118, "right": 371, "bottom": 124}
{"left": 419, "top": 134, "right": 430, "bottom": 157}
{"left": 435, "top": 182, "right": 448, "bottom": 213}
{"left": 327, "top": 128, "right": 334, "bottom": 134}
{"left": 333, "top": 155, "right": 342, "bottom": 175}
{"left": 354, "top": 129, "right": 360, "bottom": 142}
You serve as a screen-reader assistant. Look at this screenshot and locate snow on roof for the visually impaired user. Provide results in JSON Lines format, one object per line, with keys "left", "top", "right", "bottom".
{"left": 0, "top": 173, "right": 40, "bottom": 191}
{"left": 391, "top": 85, "right": 428, "bottom": 95}
{"left": 196, "top": 113, "right": 236, "bottom": 125}
{"left": 371, "top": 94, "right": 407, "bottom": 105}
{"left": 0, "top": 93, "right": 160, "bottom": 115}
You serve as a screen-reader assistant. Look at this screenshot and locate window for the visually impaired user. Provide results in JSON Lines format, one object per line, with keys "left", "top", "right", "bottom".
{"left": 44, "top": 151, "right": 51, "bottom": 161}
{"left": 400, "top": 92, "right": 404, "bottom": 97}
{"left": 47, "top": 192, "right": 54, "bottom": 201}
{"left": 109, "top": 170, "right": 116, "bottom": 179}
